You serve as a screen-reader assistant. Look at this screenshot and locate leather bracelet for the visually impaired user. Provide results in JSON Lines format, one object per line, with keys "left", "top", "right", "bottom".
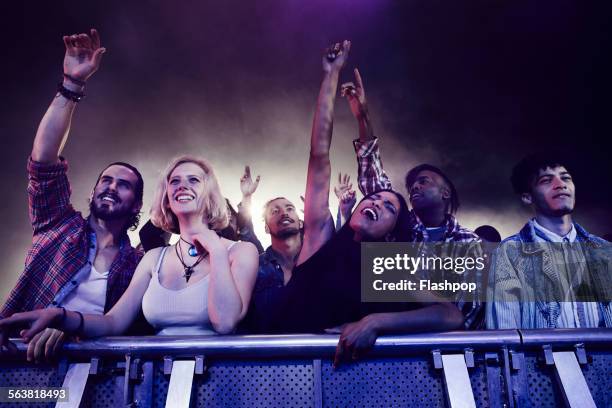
{"left": 73, "top": 311, "right": 84, "bottom": 336}
{"left": 54, "top": 307, "right": 67, "bottom": 329}
{"left": 63, "top": 73, "right": 86, "bottom": 87}
{"left": 57, "top": 82, "right": 85, "bottom": 102}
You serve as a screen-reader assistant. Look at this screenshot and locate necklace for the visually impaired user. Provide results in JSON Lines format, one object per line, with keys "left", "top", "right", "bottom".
{"left": 180, "top": 236, "right": 199, "bottom": 257}
{"left": 175, "top": 240, "right": 208, "bottom": 282}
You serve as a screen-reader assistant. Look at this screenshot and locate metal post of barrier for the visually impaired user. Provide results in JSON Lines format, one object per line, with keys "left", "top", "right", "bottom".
{"left": 433, "top": 349, "right": 477, "bottom": 408}
{"left": 484, "top": 352, "right": 503, "bottom": 408}
{"left": 541, "top": 345, "right": 597, "bottom": 408}
{"left": 165, "top": 359, "right": 195, "bottom": 408}
{"left": 500, "top": 347, "right": 515, "bottom": 408}
{"left": 55, "top": 362, "right": 92, "bottom": 408}
{"left": 132, "top": 360, "right": 154, "bottom": 408}
{"left": 509, "top": 350, "right": 528, "bottom": 408}
{"left": 312, "top": 359, "right": 322, "bottom": 408}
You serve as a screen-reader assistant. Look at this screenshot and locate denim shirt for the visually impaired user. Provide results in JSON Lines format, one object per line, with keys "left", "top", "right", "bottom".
{"left": 486, "top": 220, "right": 612, "bottom": 329}
{"left": 239, "top": 246, "right": 287, "bottom": 333}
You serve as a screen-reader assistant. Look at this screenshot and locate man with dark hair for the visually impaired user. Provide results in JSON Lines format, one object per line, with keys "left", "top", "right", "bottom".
{"left": 1, "top": 30, "right": 148, "bottom": 361}
{"left": 486, "top": 153, "right": 612, "bottom": 328}
{"left": 341, "top": 68, "right": 483, "bottom": 329}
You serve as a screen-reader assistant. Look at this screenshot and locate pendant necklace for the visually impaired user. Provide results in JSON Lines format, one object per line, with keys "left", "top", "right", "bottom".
{"left": 180, "top": 236, "right": 199, "bottom": 257}
{"left": 175, "top": 239, "right": 207, "bottom": 282}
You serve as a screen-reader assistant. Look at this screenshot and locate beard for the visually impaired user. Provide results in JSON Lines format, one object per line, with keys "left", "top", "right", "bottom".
{"left": 89, "top": 199, "right": 132, "bottom": 222}
{"left": 270, "top": 224, "right": 301, "bottom": 239}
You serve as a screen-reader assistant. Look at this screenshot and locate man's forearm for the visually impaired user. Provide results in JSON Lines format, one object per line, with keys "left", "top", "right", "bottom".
{"left": 357, "top": 111, "right": 375, "bottom": 143}
{"left": 31, "top": 80, "right": 83, "bottom": 164}
{"left": 370, "top": 304, "right": 464, "bottom": 334}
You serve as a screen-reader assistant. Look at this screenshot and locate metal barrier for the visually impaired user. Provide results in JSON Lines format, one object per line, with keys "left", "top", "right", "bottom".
{"left": 0, "top": 329, "right": 610, "bottom": 407}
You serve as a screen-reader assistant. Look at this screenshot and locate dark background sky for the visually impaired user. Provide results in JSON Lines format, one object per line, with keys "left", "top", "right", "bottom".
{"left": 1, "top": 1, "right": 611, "bottom": 300}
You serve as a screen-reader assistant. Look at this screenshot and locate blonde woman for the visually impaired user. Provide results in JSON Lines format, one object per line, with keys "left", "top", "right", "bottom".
{"left": 0, "top": 156, "right": 258, "bottom": 343}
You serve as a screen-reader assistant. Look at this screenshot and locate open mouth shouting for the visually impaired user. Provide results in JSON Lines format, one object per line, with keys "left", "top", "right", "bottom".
{"left": 361, "top": 207, "right": 379, "bottom": 221}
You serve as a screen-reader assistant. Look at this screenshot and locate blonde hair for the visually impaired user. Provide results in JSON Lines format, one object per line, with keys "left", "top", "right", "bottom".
{"left": 150, "top": 155, "right": 229, "bottom": 234}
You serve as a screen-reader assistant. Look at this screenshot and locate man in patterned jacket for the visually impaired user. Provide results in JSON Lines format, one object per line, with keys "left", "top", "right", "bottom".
{"left": 1, "top": 29, "right": 146, "bottom": 361}
{"left": 486, "top": 153, "right": 612, "bottom": 329}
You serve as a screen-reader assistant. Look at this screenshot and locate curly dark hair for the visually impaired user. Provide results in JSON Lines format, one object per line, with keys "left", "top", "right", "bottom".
{"left": 510, "top": 152, "right": 569, "bottom": 195}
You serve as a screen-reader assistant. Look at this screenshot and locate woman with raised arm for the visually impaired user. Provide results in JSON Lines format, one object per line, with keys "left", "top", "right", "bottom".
{"left": 0, "top": 156, "right": 258, "bottom": 341}
{"left": 271, "top": 41, "right": 464, "bottom": 365}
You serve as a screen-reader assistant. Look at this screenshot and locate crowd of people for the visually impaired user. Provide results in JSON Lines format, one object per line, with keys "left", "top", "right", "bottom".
{"left": 0, "top": 30, "right": 610, "bottom": 365}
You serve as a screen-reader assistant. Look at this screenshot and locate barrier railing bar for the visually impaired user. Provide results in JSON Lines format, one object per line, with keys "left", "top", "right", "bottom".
{"left": 5, "top": 331, "right": 527, "bottom": 359}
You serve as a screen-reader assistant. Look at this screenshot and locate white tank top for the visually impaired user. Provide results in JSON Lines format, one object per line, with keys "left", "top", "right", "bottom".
{"left": 142, "top": 246, "right": 216, "bottom": 335}
{"left": 61, "top": 265, "right": 107, "bottom": 315}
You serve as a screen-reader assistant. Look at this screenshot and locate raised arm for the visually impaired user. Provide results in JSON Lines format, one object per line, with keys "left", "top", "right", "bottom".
{"left": 297, "top": 41, "right": 351, "bottom": 266}
{"left": 341, "top": 69, "right": 393, "bottom": 195}
{"left": 237, "top": 166, "right": 264, "bottom": 253}
{"left": 0, "top": 250, "right": 156, "bottom": 345}
{"left": 32, "top": 29, "right": 105, "bottom": 164}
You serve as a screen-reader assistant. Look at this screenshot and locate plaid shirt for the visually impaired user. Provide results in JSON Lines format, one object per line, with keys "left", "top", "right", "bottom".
{"left": 0, "top": 158, "right": 143, "bottom": 318}
{"left": 353, "top": 138, "right": 393, "bottom": 195}
{"left": 353, "top": 137, "right": 484, "bottom": 329}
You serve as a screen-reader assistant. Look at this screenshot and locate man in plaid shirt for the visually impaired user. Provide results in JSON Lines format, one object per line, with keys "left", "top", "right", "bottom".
{"left": 0, "top": 30, "right": 145, "bottom": 361}
{"left": 340, "top": 68, "right": 484, "bottom": 330}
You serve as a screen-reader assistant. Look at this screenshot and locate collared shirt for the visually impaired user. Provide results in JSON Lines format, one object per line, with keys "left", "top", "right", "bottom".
{"left": 0, "top": 158, "right": 143, "bottom": 318}
{"left": 353, "top": 137, "right": 484, "bottom": 329}
{"left": 532, "top": 219, "right": 577, "bottom": 243}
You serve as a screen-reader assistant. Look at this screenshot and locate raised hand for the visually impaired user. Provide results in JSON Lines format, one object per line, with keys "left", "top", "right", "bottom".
{"left": 340, "top": 68, "right": 368, "bottom": 119}
{"left": 240, "top": 166, "right": 260, "bottom": 198}
{"left": 62, "top": 29, "right": 106, "bottom": 83}
{"left": 322, "top": 40, "right": 351, "bottom": 74}
{"left": 334, "top": 173, "right": 357, "bottom": 217}
{"left": 333, "top": 172, "right": 353, "bottom": 199}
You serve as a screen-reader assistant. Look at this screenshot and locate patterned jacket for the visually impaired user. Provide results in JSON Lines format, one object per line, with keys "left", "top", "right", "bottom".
{"left": 486, "top": 221, "right": 612, "bottom": 329}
